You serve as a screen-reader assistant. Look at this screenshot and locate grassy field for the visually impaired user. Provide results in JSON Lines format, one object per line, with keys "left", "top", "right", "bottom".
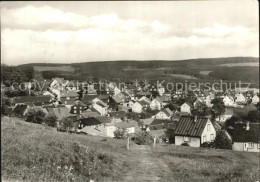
{"left": 150, "top": 144, "right": 260, "bottom": 182}
{"left": 1, "top": 117, "right": 130, "bottom": 182}
{"left": 2, "top": 117, "right": 259, "bottom": 182}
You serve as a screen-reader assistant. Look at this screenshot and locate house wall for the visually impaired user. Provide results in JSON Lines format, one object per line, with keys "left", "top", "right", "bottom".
{"left": 233, "top": 142, "right": 260, "bottom": 152}
{"left": 132, "top": 103, "right": 142, "bottom": 113}
{"left": 126, "top": 127, "right": 135, "bottom": 134}
{"left": 175, "top": 136, "right": 200, "bottom": 147}
{"left": 153, "top": 112, "right": 170, "bottom": 120}
{"left": 150, "top": 100, "right": 161, "bottom": 110}
{"left": 93, "top": 104, "right": 107, "bottom": 116}
{"left": 252, "top": 96, "right": 259, "bottom": 104}
{"left": 201, "top": 120, "right": 216, "bottom": 144}
{"left": 106, "top": 125, "right": 117, "bottom": 137}
{"left": 180, "top": 104, "right": 190, "bottom": 113}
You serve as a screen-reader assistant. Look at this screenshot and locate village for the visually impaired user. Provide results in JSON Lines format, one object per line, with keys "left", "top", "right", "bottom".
{"left": 1, "top": 77, "right": 259, "bottom": 152}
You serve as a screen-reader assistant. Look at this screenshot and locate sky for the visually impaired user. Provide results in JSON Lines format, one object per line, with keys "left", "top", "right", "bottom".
{"left": 1, "top": 1, "right": 259, "bottom": 65}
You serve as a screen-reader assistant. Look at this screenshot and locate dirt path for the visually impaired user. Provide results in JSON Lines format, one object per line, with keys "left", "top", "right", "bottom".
{"left": 123, "top": 144, "right": 172, "bottom": 182}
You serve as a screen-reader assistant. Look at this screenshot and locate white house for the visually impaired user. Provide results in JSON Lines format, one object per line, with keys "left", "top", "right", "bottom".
{"left": 251, "top": 94, "right": 259, "bottom": 105}
{"left": 132, "top": 101, "right": 149, "bottom": 113}
{"left": 232, "top": 123, "right": 260, "bottom": 152}
{"left": 138, "top": 96, "right": 151, "bottom": 104}
{"left": 180, "top": 102, "right": 192, "bottom": 114}
{"left": 174, "top": 116, "right": 216, "bottom": 147}
{"left": 235, "top": 93, "right": 247, "bottom": 104}
{"left": 223, "top": 95, "right": 235, "bottom": 106}
{"left": 205, "top": 95, "right": 214, "bottom": 108}
{"left": 92, "top": 100, "right": 108, "bottom": 116}
{"left": 150, "top": 97, "right": 163, "bottom": 110}
{"left": 152, "top": 108, "right": 173, "bottom": 120}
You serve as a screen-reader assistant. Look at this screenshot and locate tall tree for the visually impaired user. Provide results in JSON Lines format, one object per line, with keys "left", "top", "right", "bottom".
{"left": 211, "top": 98, "right": 226, "bottom": 121}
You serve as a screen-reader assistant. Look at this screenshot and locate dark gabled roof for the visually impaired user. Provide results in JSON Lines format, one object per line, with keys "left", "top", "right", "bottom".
{"left": 114, "top": 120, "right": 137, "bottom": 129}
{"left": 112, "top": 95, "right": 123, "bottom": 103}
{"left": 82, "top": 94, "right": 98, "bottom": 103}
{"left": 13, "top": 105, "right": 28, "bottom": 115}
{"left": 98, "top": 94, "right": 109, "bottom": 100}
{"left": 174, "top": 116, "right": 209, "bottom": 137}
{"left": 232, "top": 123, "right": 260, "bottom": 143}
{"left": 95, "top": 116, "right": 111, "bottom": 124}
{"left": 161, "top": 108, "right": 174, "bottom": 117}
{"left": 33, "top": 102, "right": 43, "bottom": 107}
{"left": 80, "top": 117, "right": 101, "bottom": 126}
{"left": 15, "top": 96, "right": 52, "bottom": 103}
{"left": 109, "top": 111, "right": 126, "bottom": 118}
{"left": 150, "top": 119, "right": 173, "bottom": 126}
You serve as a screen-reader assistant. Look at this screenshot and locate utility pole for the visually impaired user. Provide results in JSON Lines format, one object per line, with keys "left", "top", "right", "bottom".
{"left": 153, "top": 135, "right": 157, "bottom": 147}
{"left": 126, "top": 136, "right": 130, "bottom": 150}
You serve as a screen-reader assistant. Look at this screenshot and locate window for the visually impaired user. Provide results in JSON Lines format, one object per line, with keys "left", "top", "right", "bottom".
{"left": 65, "top": 101, "right": 67, "bottom": 104}
{"left": 248, "top": 143, "right": 254, "bottom": 149}
{"left": 66, "top": 97, "right": 70, "bottom": 100}
{"left": 203, "top": 136, "right": 206, "bottom": 143}
{"left": 210, "top": 134, "right": 214, "bottom": 141}
{"left": 207, "top": 124, "right": 210, "bottom": 131}
{"left": 74, "top": 110, "right": 77, "bottom": 114}
{"left": 184, "top": 136, "right": 190, "bottom": 142}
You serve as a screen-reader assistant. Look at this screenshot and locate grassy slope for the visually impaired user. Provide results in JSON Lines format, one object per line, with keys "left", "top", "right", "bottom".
{"left": 2, "top": 117, "right": 260, "bottom": 182}
{"left": 1, "top": 117, "right": 130, "bottom": 182}
{"left": 150, "top": 144, "right": 260, "bottom": 182}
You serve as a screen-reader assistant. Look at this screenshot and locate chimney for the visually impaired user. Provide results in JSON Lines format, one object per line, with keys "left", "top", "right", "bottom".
{"left": 246, "top": 121, "right": 250, "bottom": 130}
{"left": 194, "top": 115, "right": 198, "bottom": 123}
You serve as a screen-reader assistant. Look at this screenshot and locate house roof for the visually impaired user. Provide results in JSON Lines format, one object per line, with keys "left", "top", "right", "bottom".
{"left": 60, "top": 91, "right": 79, "bottom": 98}
{"left": 95, "top": 116, "right": 112, "bottom": 124}
{"left": 15, "top": 96, "right": 52, "bottom": 103}
{"left": 181, "top": 102, "right": 192, "bottom": 107}
{"left": 96, "top": 100, "right": 108, "bottom": 107}
{"left": 174, "top": 116, "right": 209, "bottom": 137}
{"left": 150, "top": 119, "right": 173, "bottom": 126}
{"left": 13, "top": 105, "right": 28, "bottom": 115}
{"left": 98, "top": 94, "right": 110, "bottom": 100}
{"left": 232, "top": 123, "right": 260, "bottom": 143}
{"left": 112, "top": 95, "right": 123, "bottom": 103}
{"left": 138, "top": 101, "right": 149, "bottom": 107}
{"left": 33, "top": 102, "right": 43, "bottom": 107}
{"left": 82, "top": 94, "right": 98, "bottom": 104}
{"left": 47, "top": 107, "right": 71, "bottom": 120}
{"left": 81, "top": 111, "right": 100, "bottom": 118}
{"left": 109, "top": 111, "right": 126, "bottom": 118}
{"left": 156, "top": 95, "right": 171, "bottom": 102}
{"left": 80, "top": 126, "right": 107, "bottom": 137}
{"left": 160, "top": 108, "right": 174, "bottom": 117}
{"left": 80, "top": 117, "right": 101, "bottom": 126}
{"left": 140, "top": 118, "right": 154, "bottom": 126}
{"left": 114, "top": 120, "right": 137, "bottom": 129}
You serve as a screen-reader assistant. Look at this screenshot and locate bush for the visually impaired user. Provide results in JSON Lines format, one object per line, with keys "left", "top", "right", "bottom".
{"left": 132, "top": 132, "right": 153, "bottom": 145}
{"left": 214, "top": 130, "right": 232, "bottom": 150}
{"left": 181, "top": 143, "right": 190, "bottom": 146}
{"left": 113, "top": 128, "right": 127, "bottom": 139}
{"left": 201, "top": 141, "right": 215, "bottom": 148}
{"left": 25, "top": 109, "right": 46, "bottom": 124}
{"left": 44, "top": 115, "right": 58, "bottom": 127}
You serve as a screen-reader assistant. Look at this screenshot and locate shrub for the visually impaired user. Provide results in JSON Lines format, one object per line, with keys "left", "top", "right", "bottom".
{"left": 25, "top": 109, "right": 46, "bottom": 124}
{"left": 114, "top": 128, "right": 127, "bottom": 139}
{"left": 181, "top": 143, "right": 190, "bottom": 146}
{"left": 214, "top": 130, "right": 232, "bottom": 150}
{"left": 201, "top": 141, "right": 215, "bottom": 148}
{"left": 44, "top": 115, "right": 58, "bottom": 127}
{"left": 132, "top": 132, "right": 153, "bottom": 145}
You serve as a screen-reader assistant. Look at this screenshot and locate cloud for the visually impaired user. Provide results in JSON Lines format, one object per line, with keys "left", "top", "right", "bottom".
{"left": 1, "top": 5, "right": 258, "bottom": 65}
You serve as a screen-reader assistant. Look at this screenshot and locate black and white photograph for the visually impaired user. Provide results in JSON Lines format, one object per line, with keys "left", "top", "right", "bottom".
{"left": 1, "top": 1, "right": 259, "bottom": 181}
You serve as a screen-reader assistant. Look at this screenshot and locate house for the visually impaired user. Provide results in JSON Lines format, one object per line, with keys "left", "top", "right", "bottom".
{"left": 235, "top": 93, "right": 247, "bottom": 104}
{"left": 14, "top": 96, "right": 52, "bottom": 106}
{"left": 152, "top": 108, "right": 173, "bottom": 120}
{"left": 148, "top": 119, "right": 176, "bottom": 131}
{"left": 12, "top": 104, "right": 29, "bottom": 117}
{"left": 138, "top": 96, "right": 151, "bottom": 104}
{"left": 180, "top": 102, "right": 192, "bottom": 114}
{"left": 140, "top": 118, "right": 154, "bottom": 131}
{"left": 251, "top": 94, "right": 259, "bottom": 105}
{"left": 231, "top": 122, "right": 259, "bottom": 152}
{"left": 60, "top": 92, "right": 79, "bottom": 107}
{"left": 174, "top": 116, "right": 216, "bottom": 147}
{"left": 108, "top": 111, "right": 126, "bottom": 119}
{"left": 222, "top": 95, "right": 235, "bottom": 106}
{"left": 81, "top": 110, "right": 100, "bottom": 118}
{"left": 49, "top": 78, "right": 69, "bottom": 91}
{"left": 70, "top": 104, "right": 84, "bottom": 114}
{"left": 114, "top": 120, "right": 137, "bottom": 135}
{"left": 132, "top": 101, "right": 149, "bottom": 113}
{"left": 215, "top": 107, "right": 234, "bottom": 122}
{"left": 205, "top": 94, "right": 214, "bottom": 108}
{"left": 81, "top": 94, "right": 98, "bottom": 105}
{"left": 92, "top": 100, "right": 108, "bottom": 116}
{"left": 46, "top": 106, "right": 72, "bottom": 121}
{"left": 150, "top": 97, "right": 163, "bottom": 110}
{"left": 157, "top": 95, "right": 171, "bottom": 106}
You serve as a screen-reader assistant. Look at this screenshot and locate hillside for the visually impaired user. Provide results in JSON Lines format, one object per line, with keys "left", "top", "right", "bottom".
{"left": 2, "top": 117, "right": 259, "bottom": 182}
{"left": 17, "top": 57, "right": 259, "bottom": 86}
